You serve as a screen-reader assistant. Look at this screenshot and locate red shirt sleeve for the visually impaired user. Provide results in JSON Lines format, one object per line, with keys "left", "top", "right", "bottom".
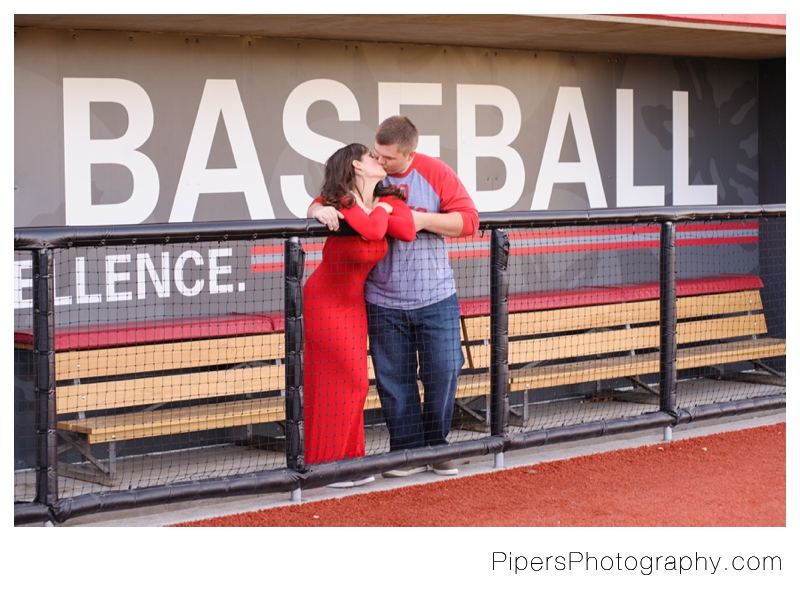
{"left": 415, "top": 154, "right": 479, "bottom": 237}
{"left": 380, "top": 197, "right": 416, "bottom": 242}
{"left": 339, "top": 203, "right": 389, "bottom": 241}
{"left": 438, "top": 170, "right": 479, "bottom": 237}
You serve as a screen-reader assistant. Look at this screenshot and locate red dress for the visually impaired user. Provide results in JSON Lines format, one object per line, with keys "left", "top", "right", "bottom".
{"left": 303, "top": 197, "right": 415, "bottom": 464}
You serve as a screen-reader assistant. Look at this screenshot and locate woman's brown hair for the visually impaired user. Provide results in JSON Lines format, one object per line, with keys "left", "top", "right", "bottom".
{"left": 320, "top": 143, "right": 406, "bottom": 209}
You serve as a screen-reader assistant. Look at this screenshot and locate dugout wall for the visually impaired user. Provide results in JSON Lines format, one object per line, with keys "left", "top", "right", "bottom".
{"left": 14, "top": 16, "right": 785, "bottom": 330}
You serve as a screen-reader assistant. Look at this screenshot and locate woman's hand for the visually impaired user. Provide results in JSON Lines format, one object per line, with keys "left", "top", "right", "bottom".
{"left": 375, "top": 202, "right": 393, "bottom": 215}
{"left": 310, "top": 204, "right": 345, "bottom": 231}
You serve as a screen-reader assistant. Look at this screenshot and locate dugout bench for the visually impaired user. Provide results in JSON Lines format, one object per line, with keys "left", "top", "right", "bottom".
{"left": 14, "top": 312, "right": 291, "bottom": 485}
{"left": 13, "top": 274, "right": 784, "bottom": 484}
{"left": 456, "top": 273, "right": 785, "bottom": 422}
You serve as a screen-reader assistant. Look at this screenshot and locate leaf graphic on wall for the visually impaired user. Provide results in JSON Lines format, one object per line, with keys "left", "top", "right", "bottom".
{"left": 641, "top": 59, "right": 758, "bottom": 207}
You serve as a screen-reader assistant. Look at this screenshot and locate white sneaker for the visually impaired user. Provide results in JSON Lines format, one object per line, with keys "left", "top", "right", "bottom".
{"left": 352, "top": 475, "right": 375, "bottom": 486}
{"left": 326, "top": 480, "right": 355, "bottom": 489}
{"left": 381, "top": 466, "right": 429, "bottom": 478}
{"left": 429, "top": 460, "right": 459, "bottom": 476}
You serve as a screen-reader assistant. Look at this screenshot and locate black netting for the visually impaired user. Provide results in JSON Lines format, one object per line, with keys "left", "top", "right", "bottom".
{"left": 15, "top": 239, "right": 286, "bottom": 503}
{"left": 14, "top": 209, "right": 785, "bottom": 523}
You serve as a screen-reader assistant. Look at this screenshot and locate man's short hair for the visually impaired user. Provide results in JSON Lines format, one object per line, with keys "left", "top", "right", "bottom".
{"left": 376, "top": 115, "right": 419, "bottom": 155}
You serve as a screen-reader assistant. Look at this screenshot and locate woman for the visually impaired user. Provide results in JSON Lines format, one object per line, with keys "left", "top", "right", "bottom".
{"left": 303, "top": 143, "right": 416, "bottom": 486}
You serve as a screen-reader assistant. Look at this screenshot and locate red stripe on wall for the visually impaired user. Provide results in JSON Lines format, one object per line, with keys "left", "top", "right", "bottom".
{"left": 446, "top": 222, "right": 758, "bottom": 245}
{"left": 676, "top": 221, "right": 759, "bottom": 232}
{"left": 675, "top": 236, "right": 759, "bottom": 247}
{"left": 511, "top": 240, "right": 660, "bottom": 256}
{"left": 249, "top": 221, "right": 759, "bottom": 270}
{"left": 252, "top": 261, "right": 322, "bottom": 273}
{"left": 251, "top": 243, "right": 324, "bottom": 256}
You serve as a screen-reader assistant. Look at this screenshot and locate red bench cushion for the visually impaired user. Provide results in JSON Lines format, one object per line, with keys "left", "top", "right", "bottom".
{"left": 14, "top": 312, "right": 283, "bottom": 351}
{"left": 458, "top": 274, "right": 764, "bottom": 317}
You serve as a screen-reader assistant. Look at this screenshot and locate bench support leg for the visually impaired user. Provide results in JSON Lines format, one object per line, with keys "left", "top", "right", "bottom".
{"left": 523, "top": 389, "right": 529, "bottom": 424}
{"left": 753, "top": 360, "right": 784, "bottom": 377}
{"left": 716, "top": 360, "right": 785, "bottom": 386}
{"left": 454, "top": 398, "right": 486, "bottom": 423}
{"left": 663, "top": 426, "right": 673, "bottom": 442}
{"left": 290, "top": 487, "right": 301, "bottom": 502}
{"left": 108, "top": 442, "right": 117, "bottom": 480}
{"left": 629, "top": 376, "right": 659, "bottom": 396}
{"left": 452, "top": 397, "right": 489, "bottom": 432}
{"left": 57, "top": 430, "right": 116, "bottom": 486}
{"left": 718, "top": 370, "right": 786, "bottom": 386}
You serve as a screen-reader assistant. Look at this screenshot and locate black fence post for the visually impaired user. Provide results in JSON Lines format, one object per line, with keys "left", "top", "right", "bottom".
{"left": 758, "top": 216, "right": 786, "bottom": 373}
{"left": 32, "top": 248, "right": 58, "bottom": 508}
{"left": 284, "top": 237, "right": 305, "bottom": 472}
{"left": 490, "top": 230, "right": 510, "bottom": 450}
{"left": 659, "top": 221, "right": 678, "bottom": 436}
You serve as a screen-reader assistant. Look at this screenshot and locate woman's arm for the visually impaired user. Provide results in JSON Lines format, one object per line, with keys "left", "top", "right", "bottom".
{"left": 340, "top": 204, "right": 389, "bottom": 241}
{"left": 380, "top": 197, "right": 416, "bottom": 242}
{"left": 307, "top": 197, "right": 344, "bottom": 231}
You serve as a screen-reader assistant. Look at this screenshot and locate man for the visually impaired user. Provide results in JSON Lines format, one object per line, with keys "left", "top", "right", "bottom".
{"left": 308, "top": 115, "right": 479, "bottom": 477}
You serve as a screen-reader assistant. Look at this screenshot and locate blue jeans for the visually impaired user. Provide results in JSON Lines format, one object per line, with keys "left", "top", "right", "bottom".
{"left": 367, "top": 293, "right": 465, "bottom": 451}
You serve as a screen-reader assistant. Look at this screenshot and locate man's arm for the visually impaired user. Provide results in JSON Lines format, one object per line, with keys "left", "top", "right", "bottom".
{"left": 411, "top": 210, "right": 464, "bottom": 238}
{"left": 307, "top": 200, "right": 344, "bottom": 231}
{"left": 417, "top": 154, "right": 479, "bottom": 237}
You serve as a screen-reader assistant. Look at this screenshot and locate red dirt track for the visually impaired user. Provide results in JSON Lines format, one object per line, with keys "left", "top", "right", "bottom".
{"left": 174, "top": 423, "right": 785, "bottom": 527}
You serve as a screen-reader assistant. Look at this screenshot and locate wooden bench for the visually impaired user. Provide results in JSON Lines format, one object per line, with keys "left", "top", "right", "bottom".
{"left": 456, "top": 274, "right": 785, "bottom": 420}
{"left": 13, "top": 274, "right": 783, "bottom": 483}
{"left": 14, "top": 312, "right": 291, "bottom": 485}
{"left": 11, "top": 303, "right": 491, "bottom": 484}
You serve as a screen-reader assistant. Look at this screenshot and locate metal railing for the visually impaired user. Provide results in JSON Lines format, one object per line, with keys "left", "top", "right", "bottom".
{"left": 13, "top": 205, "right": 786, "bottom": 525}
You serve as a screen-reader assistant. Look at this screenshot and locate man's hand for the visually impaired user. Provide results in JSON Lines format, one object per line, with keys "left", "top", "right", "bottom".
{"left": 308, "top": 202, "right": 344, "bottom": 231}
